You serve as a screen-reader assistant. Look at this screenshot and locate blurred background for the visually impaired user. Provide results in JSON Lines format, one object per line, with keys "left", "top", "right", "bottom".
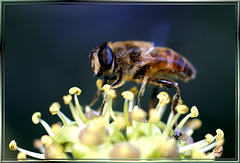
{"left": 2, "top": 2, "right": 237, "bottom": 160}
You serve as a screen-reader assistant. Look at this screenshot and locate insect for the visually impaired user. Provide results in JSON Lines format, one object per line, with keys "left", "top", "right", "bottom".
{"left": 89, "top": 41, "right": 196, "bottom": 114}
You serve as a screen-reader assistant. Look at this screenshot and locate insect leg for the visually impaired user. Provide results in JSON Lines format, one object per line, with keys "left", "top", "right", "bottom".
{"left": 149, "top": 86, "right": 158, "bottom": 109}
{"left": 148, "top": 77, "right": 181, "bottom": 114}
{"left": 99, "top": 74, "right": 125, "bottom": 114}
{"left": 88, "top": 76, "right": 110, "bottom": 107}
{"left": 88, "top": 89, "right": 101, "bottom": 107}
{"left": 137, "top": 76, "right": 149, "bottom": 108}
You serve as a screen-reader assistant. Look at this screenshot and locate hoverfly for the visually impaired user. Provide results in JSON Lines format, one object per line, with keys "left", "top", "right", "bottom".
{"left": 89, "top": 41, "right": 196, "bottom": 114}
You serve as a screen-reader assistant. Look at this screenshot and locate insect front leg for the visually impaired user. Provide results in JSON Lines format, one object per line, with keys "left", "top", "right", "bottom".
{"left": 88, "top": 76, "right": 110, "bottom": 107}
{"left": 137, "top": 76, "right": 148, "bottom": 108}
{"left": 99, "top": 74, "right": 125, "bottom": 114}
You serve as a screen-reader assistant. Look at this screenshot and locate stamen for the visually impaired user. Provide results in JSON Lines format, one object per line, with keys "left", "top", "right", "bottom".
{"left": 156, "top": 92, "right": 170, "bottom": 120}
{"left": 205, "top": 134, "right": 214, "bottom": 144}
{"left": 102, "top": 98, "right": 114, "bottom": 122}
{"left": 131, "top": 107, "right": 147, "bottom": 122}
{"left": 69, "top": 87, "right": 88, "bottom": 122}
{"left": 69, "top": 87, "right": 82, "bottom": 96}
{"left": 157, "top": 92, "right": 170, "bottom": 107}
{"left": 183, "top": 118, "right": 202, "bottom": 136}
{"left": 63, "top": 94, "right": 72, "bottom": 105}
{"left": 149, "top": 108, "right": 160, "bottom": 124}
{"left": 9, "top": 140, "right": 17, "bottom": 151}
{"left": 32, "top": 112, "right": 55, "bottom": 137}
{"left": 179, "top": 139, "right": 207, "bottom": 153}
{"left": 51, "top": 122, "right": 62, "bottom": 135}
{"left": 175, "top": 106, "right": 199, "bottom": 137}
{"left": 213, "top": 145, "right": 223, "bottom": 154}
{"left": 17, "top": 152, "right": 26, "bottom": 160}
{"left": 9, "top": 140, "right": 45, "bottom": 159}
{"left": 102, "top": 84, "right": 111, "bottom": 92}
{"left": 96, "top": 79, "right": 103, "bottom": 90}
{"left": 206, "top": 146, "right": 223, "bottom": 159}
{"left": 191, "top": 133, "right": 215, "bottom": 151}
{"left": 107, "top": 89, "right": 117, "bottom": 99}
{"left": 216, "top": 129, "right": 224, "bottom": 141}
{"left": 57, "top": 111, "right": 71, "bottom": 126}
{"left": 33, "top": 139, "right": 44, "bottom": 153}
{"left": 113, "top": 115, "right": 126, "bottom": 129}
{"left": 63, "top": 94, "right": 85, "bottom": 128}
{"left": 49, "top": 102, "right": 60, "bottom": 115}
{"left": 190, "top": 106, "right": 199, "bottom": 118}
{"left": 32, "top": 112, "right": 41, "bottom": 124}
{"left": 199, "top": 139, "right": 224, "bottom": 154}
{"left": 191, "top": 130, "right": 224, "bottom": 153}
{"left": 191, "top": 150, "right": 207, "bottom": 159}
{"left": 167, "top": 111, "right": 174, "bottom": 125}
{"left": 129, "top": 86, "right": 138, "bottom": 96}
{"left": 49, "top": 102, "right": 71, "bottom": 125}
{"left": 128, "top": 87, "right": 138, "bottom": 112}
{"left": 41, "top": 135, "right": 53, "bottom": 146}
{"left": 176, "top": 104, "right": 189, "bottom": 114}
{"left": 123, "top": 99, "right": 130, "bottom": 126}
{"left": 73, "top": 93, "right": 87, "bottom": 123}
{"left": 163, "top": 113, "right": 181, "bottom": 137}
{"left": 121, "top": 91, "right": 134, "bottom": 101}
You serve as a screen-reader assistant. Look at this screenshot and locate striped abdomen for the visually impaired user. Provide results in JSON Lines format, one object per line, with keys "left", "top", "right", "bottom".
{"left": 147, "top": 47, "right": 196, "bottom": 82}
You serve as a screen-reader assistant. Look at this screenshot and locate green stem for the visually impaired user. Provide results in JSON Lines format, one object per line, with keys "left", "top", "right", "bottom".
{"left": 57, "top": 111, "right": 71, "bottom": 126}
{"left": 163, "top": 113, "right": 181, "bottom": 137}
{"left": 74, "top": 94, "right": 87, "bottom": 123}
{"left": 69, "top": 102, "right": 85, "bottom": 127}
{"left": 123, "top": 99, "right": 130, "bottom": 126}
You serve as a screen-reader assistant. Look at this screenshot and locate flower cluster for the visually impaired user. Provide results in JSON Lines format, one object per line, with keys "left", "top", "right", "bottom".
{"left": 9, "top": 80, "right": 224, "bottom": 160}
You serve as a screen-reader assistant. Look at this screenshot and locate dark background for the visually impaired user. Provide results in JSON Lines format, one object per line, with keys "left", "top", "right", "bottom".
{"left": 2, "top": 2, "right": 237, "bottom": 160}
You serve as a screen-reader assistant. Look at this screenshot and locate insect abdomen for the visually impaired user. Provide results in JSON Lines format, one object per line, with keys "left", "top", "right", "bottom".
{"left": 149, "top": 48, "right": 196, "bottom": 81}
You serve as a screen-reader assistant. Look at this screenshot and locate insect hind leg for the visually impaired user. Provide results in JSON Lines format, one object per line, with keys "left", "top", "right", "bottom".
{"left": 148, "top": 77, "right": 181, "bottom": 114}
{"left": 150, "top": 86, "right": 158, "bottom": 109}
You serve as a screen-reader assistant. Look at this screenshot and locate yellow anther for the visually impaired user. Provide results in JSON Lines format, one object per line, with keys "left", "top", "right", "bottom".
{"left": 113, "top": 115, "right": 126, "bottom": 129}
{"left": 96, "top": 79, "right": 103, "bottom": 90}
{"left": 9, "top": 140, "right": 17, "bottom": 151}
{"left": 186, "top": 118, "right": 202, "bottom": 129}
{"left": 51, "top": 123, "right": 62, "bottom": 135}
{"left": 49, "top": 102, "right": 60, "bottom": 115}
{"left": 121, "top": 91, "right": 134, "bottom": 100}
{"left": 216, "top": 138, "right": 225, "bottom": 147}
{"left": 216, "top": 129, "right": 224, "bottom": 141}
{"left": 191, "top": 150, "right": 207, "bottom": 159}
{"left": 177, "top": 99, "right": 183, "bottom": 105}
{"left": 32, "top": 112, "right": 41, "bottom": 124}
{"left": 213, "top": 146, "right": 223, "bottom": 154}
{"left": 205, "top": 133, "right": 214, "bottom": 143}
{"left": 157, "top": 92, "right": 170, "bottom": 106}
{"left": 175, "top": 104, "right": 189, "bottom": 114}
{"left": 17, "top": 152, "right": 26, "bottom": 160}
{"left": 102, "top": 84, "right": 111, "bottom": 92}
{"left": 69, "top": 87, "right": 82, "bottom": 95}
{"left": 88, "top": 117, "right": 106, "bottom": 132}
{"left": 129, "top": 86, "right": 138, "bottom": 96}
{"left": 63, "top": 94, "right": 72, "bottom": 105}
{"left": 148, "top": 108, "right": 160, "bottom": 123}
{"left": 41, "top": 135, "right": 53, "bottom": 146}
{"left": 131, "top": 108, "right": 147, "bottom": 121}
{"left": 108, "top": 89, "right": 117, "bottom": 99}
{"left": 190, "top": 106, "right": 199, "bottom": 117}
{"left": 33, "top": 139, "right": 43, "bottom": 149}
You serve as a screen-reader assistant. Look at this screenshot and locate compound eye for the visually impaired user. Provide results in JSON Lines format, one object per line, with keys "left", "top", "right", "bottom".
{"left": 98, "top": 44, "right": 113, "bottom": 70}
